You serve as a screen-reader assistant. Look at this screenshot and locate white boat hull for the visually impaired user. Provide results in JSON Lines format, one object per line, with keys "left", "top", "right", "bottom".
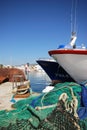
{"left": 49, "top": 49, "right": 87, "bottom": 83}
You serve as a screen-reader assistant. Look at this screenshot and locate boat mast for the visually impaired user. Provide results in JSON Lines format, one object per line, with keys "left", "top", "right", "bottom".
{"left": 70, "top": 0, "right": 77, "bottom": 48}
{"left": 71, "top": 0, "right": 77, "bottom": 34}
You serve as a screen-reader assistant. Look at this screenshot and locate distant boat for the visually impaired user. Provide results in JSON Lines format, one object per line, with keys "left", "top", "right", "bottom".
{"left": 36, "top": 58, "right": 75, "bottom": 83}
{"left": 48, "top": 33, "right": 87, "bottom": 84}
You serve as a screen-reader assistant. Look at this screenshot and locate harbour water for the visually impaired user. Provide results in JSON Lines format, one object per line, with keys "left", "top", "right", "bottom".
{"left": 29, "top": 71, "right": 51, "bottom": 93}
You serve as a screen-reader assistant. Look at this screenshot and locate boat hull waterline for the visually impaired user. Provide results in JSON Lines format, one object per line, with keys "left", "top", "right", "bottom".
{"left": 48, "top": 49, "right": 87, "bottom": 83}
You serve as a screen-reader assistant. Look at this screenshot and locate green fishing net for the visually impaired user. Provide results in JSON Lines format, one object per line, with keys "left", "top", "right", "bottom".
{"left": 0, "top": 82, "right": 86, "bottom": 130}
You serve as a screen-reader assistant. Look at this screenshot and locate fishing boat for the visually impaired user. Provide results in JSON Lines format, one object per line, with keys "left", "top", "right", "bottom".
{"left": 48, "top": 33, "right": 87, "bottom": 84}
{"left": 48, "top": 0, "right": 87, "bottom": 84}
{"left": 36, "top": 58, "right": 75, "bottom": 83}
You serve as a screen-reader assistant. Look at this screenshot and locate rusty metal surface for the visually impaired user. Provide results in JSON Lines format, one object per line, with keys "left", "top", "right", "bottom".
{"left": 0, "top": 68, "right": 26, "bottom": 83}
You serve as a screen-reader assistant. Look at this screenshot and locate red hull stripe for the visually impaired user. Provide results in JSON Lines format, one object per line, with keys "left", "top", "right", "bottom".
{"left": 48, "top": 49, "right": 87, "bottom": 56}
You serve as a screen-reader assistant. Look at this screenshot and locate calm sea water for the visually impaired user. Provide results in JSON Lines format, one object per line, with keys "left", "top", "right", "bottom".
{"left": 28, "top": 71, "right": 51, "bottom": 93}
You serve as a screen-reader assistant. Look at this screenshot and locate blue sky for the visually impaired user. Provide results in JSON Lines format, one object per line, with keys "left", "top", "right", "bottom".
{"left": 0, "top": 0, "right": 87, "bottom": 65}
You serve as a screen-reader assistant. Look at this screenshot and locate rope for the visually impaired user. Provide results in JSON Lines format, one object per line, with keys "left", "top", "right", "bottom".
{"left": 40, "top": 82, "right": 80, "bottom": 107}
{"left": 37, "top": 82, "right": 80, "bottom": 118}
{"left": 57, "top": 87, "right": 78, "bottom": 118}
{"left": 35, "top": 104, "right": 57, "bottom": 110}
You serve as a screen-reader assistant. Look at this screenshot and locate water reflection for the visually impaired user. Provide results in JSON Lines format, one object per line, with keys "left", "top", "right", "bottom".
{"left": 29, "top": 71, "right": 51, "bottom": 93}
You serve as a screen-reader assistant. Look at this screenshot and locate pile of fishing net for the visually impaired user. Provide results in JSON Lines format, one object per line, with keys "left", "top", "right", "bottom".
{"left": 0, "top": 82, "right": 87, "bottom": 130}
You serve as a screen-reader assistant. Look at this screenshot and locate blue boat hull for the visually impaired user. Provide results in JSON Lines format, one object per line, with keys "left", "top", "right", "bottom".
{"left": 36, "top": 60, "right": 75, "bottom": 82}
